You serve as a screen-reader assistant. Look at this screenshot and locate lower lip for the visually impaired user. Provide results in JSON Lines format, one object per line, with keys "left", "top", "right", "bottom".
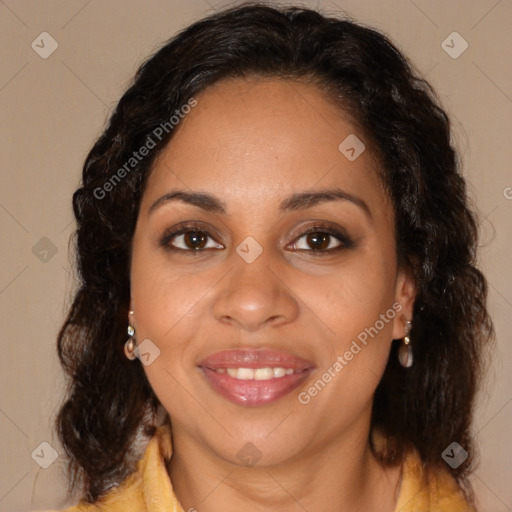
{"left": 201, "top": 367, "right": 311, "bottom": 406}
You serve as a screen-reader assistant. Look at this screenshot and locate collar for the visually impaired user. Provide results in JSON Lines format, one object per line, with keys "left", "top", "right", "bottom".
{"left": 81, "top": 423, "right": 474, "bottom": 512}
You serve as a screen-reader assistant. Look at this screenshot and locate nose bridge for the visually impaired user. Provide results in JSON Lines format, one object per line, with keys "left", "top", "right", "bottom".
{"left": 212, "top": 243, "right": 299, "bottom": 331}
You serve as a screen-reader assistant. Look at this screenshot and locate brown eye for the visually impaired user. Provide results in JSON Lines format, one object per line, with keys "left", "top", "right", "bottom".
{"left": 161, "top": 226, "right": 223, "bottom": 252}
{"left": 289, "top": 226, "right": 352, "bottom": 253}
{"left": 183, "top": 230, "right": 208, "bottom": 250}
{"left": 305, "top": 232, "right": 332, "bottom": 251}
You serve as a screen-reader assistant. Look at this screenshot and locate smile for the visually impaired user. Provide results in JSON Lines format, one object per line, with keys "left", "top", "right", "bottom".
{"left": 216, "top": 367, "right": 296, "bottom": 379}
{"left": 198, "top": 349, "right": 314, "bottom": 406}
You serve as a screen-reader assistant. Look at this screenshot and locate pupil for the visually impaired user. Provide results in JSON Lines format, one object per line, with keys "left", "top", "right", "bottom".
{"left": 186, "top": 231, "right": 206, "bottom": 249}
{"left": 308, "top": 232, "right": 329, "bottom": 250}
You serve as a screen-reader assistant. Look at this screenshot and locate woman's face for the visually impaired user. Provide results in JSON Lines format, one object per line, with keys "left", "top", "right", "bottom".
{"left": 130, "top": 77, "right": 415, "bottom": 466}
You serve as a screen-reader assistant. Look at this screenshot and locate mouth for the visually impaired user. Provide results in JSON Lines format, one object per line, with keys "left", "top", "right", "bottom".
{"left": 198, "top": 349, "right": 314, "bottom": 406}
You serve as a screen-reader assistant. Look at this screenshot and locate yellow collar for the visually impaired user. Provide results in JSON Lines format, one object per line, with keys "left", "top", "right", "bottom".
{"left": 64, "top": 423, "right": 474, "bottom": 512}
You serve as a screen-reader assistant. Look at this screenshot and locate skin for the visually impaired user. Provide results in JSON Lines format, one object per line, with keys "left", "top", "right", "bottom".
{"left": 130, "top": 77, "right": 416, "bottom": 512}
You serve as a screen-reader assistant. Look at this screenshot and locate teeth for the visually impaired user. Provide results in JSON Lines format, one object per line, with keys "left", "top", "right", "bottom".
{"left": 237, "top": 368, "right": 254, "bottom": 380}
{"left": 255, "top": 367, "right": 274, "bottom": 380}
{"left": 273, "top": 367, "right": 286, "bottom": 377}
{"left": 218, "top": 367, "right": 295, "bottom": 380}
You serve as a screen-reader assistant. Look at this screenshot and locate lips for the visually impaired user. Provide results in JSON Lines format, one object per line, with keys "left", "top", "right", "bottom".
{"left": 198, "top": 349, "right": 314, "bottom": 406}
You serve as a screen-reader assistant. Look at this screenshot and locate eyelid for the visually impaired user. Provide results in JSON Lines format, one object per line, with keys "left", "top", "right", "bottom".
{"left": 286, "top": 223, "right": 353, "bottom": 253}
{"left": 160, "top": 220, "right": 353, "bottom": 254}
{"left": 159, "top": 221, "right": 225, "bottom": 250}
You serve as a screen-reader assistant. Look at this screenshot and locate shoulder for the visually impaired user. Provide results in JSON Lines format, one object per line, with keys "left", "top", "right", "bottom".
{"left": 396, "top": 448, "right": 476, "bottom": 512}
{"left": 35, "top": 423, "right": 179, "bottom": 512}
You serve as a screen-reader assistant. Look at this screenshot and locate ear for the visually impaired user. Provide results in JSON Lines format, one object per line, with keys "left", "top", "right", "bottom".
{"left": 391, "top": 269, "right": 416, "bottom": 340}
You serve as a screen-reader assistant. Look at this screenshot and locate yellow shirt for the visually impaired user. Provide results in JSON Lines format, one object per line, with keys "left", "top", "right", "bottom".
{"left": 51, "top": 424, "right": 476, "bottom": 512}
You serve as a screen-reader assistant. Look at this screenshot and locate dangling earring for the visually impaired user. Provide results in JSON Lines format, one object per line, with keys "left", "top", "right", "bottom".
{"left": 398, "top": 320, "right": 413, "bottom": 368}
{"left": 125, "top": 311, "right": 137, "bottom": 360}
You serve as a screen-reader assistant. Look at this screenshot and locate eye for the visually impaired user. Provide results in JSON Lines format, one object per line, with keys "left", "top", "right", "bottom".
{"left": 161, "top": 225, "right": 223, "bottom": 252}
{"left": 289, "top": 225, "right": 353, "bottom": 254}
{"left": 160, "top": 223, "right": 353, "bottom": 254}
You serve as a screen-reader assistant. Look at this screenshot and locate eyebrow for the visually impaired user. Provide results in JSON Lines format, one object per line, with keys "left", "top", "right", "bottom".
{"left": 148, "top": 188, "right": 372, "bottom": 219}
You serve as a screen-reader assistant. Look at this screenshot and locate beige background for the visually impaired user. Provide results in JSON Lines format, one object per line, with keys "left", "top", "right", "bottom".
{"left": 0, "top": 0, "right": 511, "bottom": 511}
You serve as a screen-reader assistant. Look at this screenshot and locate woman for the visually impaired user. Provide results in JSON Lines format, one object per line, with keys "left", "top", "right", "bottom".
{"left": 50, "top": 3, "right": 494, "bottom": 511}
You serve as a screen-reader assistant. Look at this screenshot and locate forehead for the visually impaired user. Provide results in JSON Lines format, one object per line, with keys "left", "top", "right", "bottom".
{"left": 143, "top": 77, "right": 390, "bottom": 220}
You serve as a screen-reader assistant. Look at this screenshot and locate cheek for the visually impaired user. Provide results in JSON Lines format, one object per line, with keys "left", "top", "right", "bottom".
{"left": 130, "top": 238, "right": 209, "bottom": 337}
{"left": 130, "top": 251, "right": 212, "bottom": 415}
{"left": 322, "top": 253, "right": 395, "bottom": 324}
{"left": 311, "top": 255, "right": 398, "bottom": 385}
{"left": 129, "top": 247, "right": 198, "bottom": 393}
{"left": 299, "top": 272, "right": 397, "bottom": 419}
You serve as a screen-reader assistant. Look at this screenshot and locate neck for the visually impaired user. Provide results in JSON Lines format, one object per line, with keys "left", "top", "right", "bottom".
{"left": 167, "top": 420, "right": 401, "bottom": 512}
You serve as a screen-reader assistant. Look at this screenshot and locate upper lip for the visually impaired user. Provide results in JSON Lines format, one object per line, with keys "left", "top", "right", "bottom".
{"left": 198, "top": 349, "right": 314, "bottom": 371}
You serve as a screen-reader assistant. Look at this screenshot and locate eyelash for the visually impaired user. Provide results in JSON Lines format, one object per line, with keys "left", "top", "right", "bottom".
{"left": 159, "top": 222, "right": 354, "bottom": 256}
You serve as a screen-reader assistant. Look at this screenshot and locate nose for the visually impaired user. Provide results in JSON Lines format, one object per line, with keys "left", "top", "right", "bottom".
{"left": 212, "top": 250, "right": 300, "bottom": 332}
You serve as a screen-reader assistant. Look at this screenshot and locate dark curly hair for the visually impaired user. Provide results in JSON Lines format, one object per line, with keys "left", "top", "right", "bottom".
{"left": 56, "top": 2, "right": 495, "bottom": 504}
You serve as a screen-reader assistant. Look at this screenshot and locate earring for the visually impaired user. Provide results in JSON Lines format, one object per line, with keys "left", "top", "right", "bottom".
{"left": 398, "top": 320, "right": 413, "bottom": 368}
{"left": 125, "top": 322, "right": 137, "bottom": 360}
